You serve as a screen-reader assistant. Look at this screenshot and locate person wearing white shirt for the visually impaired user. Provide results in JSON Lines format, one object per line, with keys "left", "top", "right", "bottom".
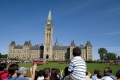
{"left": 102, "top": 76, "right": 113, "bottom": 80}
{"left": 102, "top": 67, "right": 116, "bottom": 80}
{"left": 68, "top": 47, "right": 86, "bottom": 80}
{"left": 37, "top": 70, "right": 44, "bottom": 80}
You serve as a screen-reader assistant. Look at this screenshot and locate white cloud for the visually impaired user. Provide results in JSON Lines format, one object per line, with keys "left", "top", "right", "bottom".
{"left": 64, "top": 1, "right": 90, "bottom": 14}
{"left": 55, "top": 1, "right": 90, "bottom": 18}
{"left": 96, "top": 7, "right": 120, "bottom": 15}
{"left": 0, "top": 23, "right": 17, "bottom": 28}
{"left": 99, "top": 32, "right": 120, "bottom": 35}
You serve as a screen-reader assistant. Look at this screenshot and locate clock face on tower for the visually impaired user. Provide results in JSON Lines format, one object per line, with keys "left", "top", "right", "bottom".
{"left": 47, "top": 22, "right": 50, "bottom": 24}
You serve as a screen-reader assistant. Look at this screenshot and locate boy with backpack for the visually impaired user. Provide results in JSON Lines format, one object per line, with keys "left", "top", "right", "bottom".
{"left": 0, "top": 63, "right": 10, "bottom": 80}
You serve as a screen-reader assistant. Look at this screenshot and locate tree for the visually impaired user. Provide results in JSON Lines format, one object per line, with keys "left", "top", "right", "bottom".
{"left": 3, "top": 54, "right": 7, "bottom": 58}
{"left": 0, "top": 53, "right": 1, "bottom": 58}
{"left": 0, "top": 53, "right": 7, "bottom": 58}
{"left": 105, "top": 52, "right": 117, "bottom": 60}
{"left": 98, "top": 48, "right": 107, "bottom": 60}
{"left": 117, "top": 56, "right": 120, "bottom": 60}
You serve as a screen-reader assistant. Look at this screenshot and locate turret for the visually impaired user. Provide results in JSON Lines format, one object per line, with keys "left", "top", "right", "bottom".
{"left": 70, "top": 40, "right": 76, "bottom": 60}
{"left": 8, "top": 41, "right": 16, "bottom": 59}
{"left": 70, "top": 40, "right": 75, "bottom": 47}
{"left": 80, "top": 42, "right": 83, "bottom": 46}
{"left": 10, "top": 41, "right": 16, "bottom": 46}
{"left": 86, "top": 41, "right": 92, "bottom": 61}
{"left": 28, "top": 40, "right": 32, "bottom": 46}
{"left": 86, "top": 41, "right": 92, "bottom": 46}
{"left": 24, "top": 41, "right": 30, "bottom": 46}
{"left": 54, "top": 39, "right": 59, "bottom": 46}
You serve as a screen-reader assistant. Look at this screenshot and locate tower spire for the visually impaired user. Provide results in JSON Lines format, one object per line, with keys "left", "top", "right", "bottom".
{"left": 47, "top": 10, "right": 52, "bottom": 20}
{"left": 56, "top": 38, "right": 58, "bottom": 42}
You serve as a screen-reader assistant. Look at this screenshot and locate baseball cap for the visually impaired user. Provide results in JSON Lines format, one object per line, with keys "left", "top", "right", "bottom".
{"left": 19, "top": 67, "right": 28, "bottom": 73}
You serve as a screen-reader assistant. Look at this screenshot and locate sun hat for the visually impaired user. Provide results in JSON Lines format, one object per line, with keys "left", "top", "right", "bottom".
{"left": 19, "top": 67, "right": 28, "bottom": 73}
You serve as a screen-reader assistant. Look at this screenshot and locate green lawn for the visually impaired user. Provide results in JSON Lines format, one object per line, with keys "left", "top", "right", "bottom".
{"left": 17, "top": 62, "right": 120, "bottom": 76}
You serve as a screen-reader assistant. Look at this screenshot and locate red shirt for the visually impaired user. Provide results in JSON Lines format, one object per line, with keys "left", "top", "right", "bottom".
{"left": 0, "top": 71, "right": 10, "bottom": 80}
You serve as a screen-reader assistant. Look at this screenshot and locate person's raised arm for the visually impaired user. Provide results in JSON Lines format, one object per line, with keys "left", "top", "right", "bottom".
{"left": 60, "top": 70, "right": 63, "bottom": 78}
{"left": 29, "top": 67, "right": 33, "bottom": 78}
{"left": 86, "top": 71, "right": 91, "bottom": 80}
{"left": 29, "top": 64, "right": 37, "bottom": 80}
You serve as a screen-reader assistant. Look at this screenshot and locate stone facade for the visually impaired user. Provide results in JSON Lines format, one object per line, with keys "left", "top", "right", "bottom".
{"left": 7, "top": 11, "right": 92, "bottom": 61}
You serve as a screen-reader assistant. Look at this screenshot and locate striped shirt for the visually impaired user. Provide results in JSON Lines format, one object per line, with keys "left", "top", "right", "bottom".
{"left": 68, "top": 56, "right": 86, "bottom": 80}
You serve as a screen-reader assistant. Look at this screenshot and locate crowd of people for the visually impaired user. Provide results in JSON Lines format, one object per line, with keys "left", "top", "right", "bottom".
{"left": 0, "top": 47, "right": 120, "bottom": 80}
{"left": 0, "top": 60, "right": 31, "bottom": 64}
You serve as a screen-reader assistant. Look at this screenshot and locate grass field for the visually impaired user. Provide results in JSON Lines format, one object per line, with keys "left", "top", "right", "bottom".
{"left": 17, "top": 62, "right": 120, "bottom": 76}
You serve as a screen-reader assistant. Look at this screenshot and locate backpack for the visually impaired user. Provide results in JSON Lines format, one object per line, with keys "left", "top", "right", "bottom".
{"left": 0, "top": 72, "right": 5, "bottom": 80}
{"left": 0, "top": 72, "right": 10, "bottom": 80}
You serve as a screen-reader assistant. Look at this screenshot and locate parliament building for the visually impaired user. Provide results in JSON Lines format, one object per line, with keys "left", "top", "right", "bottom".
{"left": 7, "top": 11, "right": 92, "bottom": 61}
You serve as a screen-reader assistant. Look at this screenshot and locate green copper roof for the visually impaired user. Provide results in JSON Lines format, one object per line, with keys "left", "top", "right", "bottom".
{"left": 47, "top": 10, "right": 52, "bottom": 20}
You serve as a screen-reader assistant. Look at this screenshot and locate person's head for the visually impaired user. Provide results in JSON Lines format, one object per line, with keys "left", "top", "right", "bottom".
{"left": 19, "top": 67, "right": 28, "bottom": 76}
{"left": 104, "top": 67, "right": 112, "bottom": 76}
{"left": 116, "top": 69, "right": 120, "bottom": 79}
{"left": 8, "top": 64, "right": 19, "bottom": 79}
{"left": 72, "top": 47, "right": 81, "bottom": 57}
{"left": 97, "top": 71, "right": 103, "bottom": 79}
{"left": 38, "top": 70, "right": 44, "bottom": 77}
{"left": 94, "top": 69, "right": 99, "bottom": 74}
{"left": 35, "top": 71, "right": 39, "bottom": 80}
{"left": 0, "top": 63, "right": 7, "bottom": 71}
{"left": 56, "top": 68, "right": 60, "bottom": 75}
{"left": 43, "top": 68, "right": 51, "bottom": 79}
{"left": 64, "top": 75, "right": 76, "bottom": 80}
{"left": 64, "top": 67, "right": 69, "bottom": 77}
{"left": 50, "top": 68, "right": 58, "bottom": 80}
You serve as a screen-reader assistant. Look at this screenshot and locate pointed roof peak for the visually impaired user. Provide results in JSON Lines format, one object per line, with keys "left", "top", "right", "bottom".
{"left": 56, "top": 38, "right": 58, "bottom": 42}
{"left": 70, "top": 40, "right": 75, "bottom": 47}
{"left": 80, "top": 42, "right": 83, "bottom": 46}
{"left": 47, "top": 10, "right": 52, "bottom": 20}
{"left": 54, "top": 38, "right": 59, "bottom": 46}
{"left": 86, "top": 41, "right": 91, "bottom": 46}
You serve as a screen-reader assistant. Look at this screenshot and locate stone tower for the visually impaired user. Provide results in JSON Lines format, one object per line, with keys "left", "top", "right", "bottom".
{"left": 70, "top": 40, "right": 76, "bottom": 60}
{"left": 43, "top": 11, "right": 53, "bottom": 60}
{"left": 86, "top": 41, "right": 92, "bottom": 60}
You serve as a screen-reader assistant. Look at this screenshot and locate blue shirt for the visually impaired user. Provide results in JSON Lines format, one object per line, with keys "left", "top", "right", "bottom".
{"left": 5, "top": 77, "right": 16, "bottom": 80}
{"left": 92, "top": 74, "right": 98, "bottom": 80}
{"left": 5, "top": 76, "right": 29, "bottom": 80}
{"left": 109, "top": 74, "right": 116, "bottom": 80}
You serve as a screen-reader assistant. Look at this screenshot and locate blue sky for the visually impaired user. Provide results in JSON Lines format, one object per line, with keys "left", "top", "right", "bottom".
{"left": 0, "top": 0, "right": 120, "bottom": 60}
